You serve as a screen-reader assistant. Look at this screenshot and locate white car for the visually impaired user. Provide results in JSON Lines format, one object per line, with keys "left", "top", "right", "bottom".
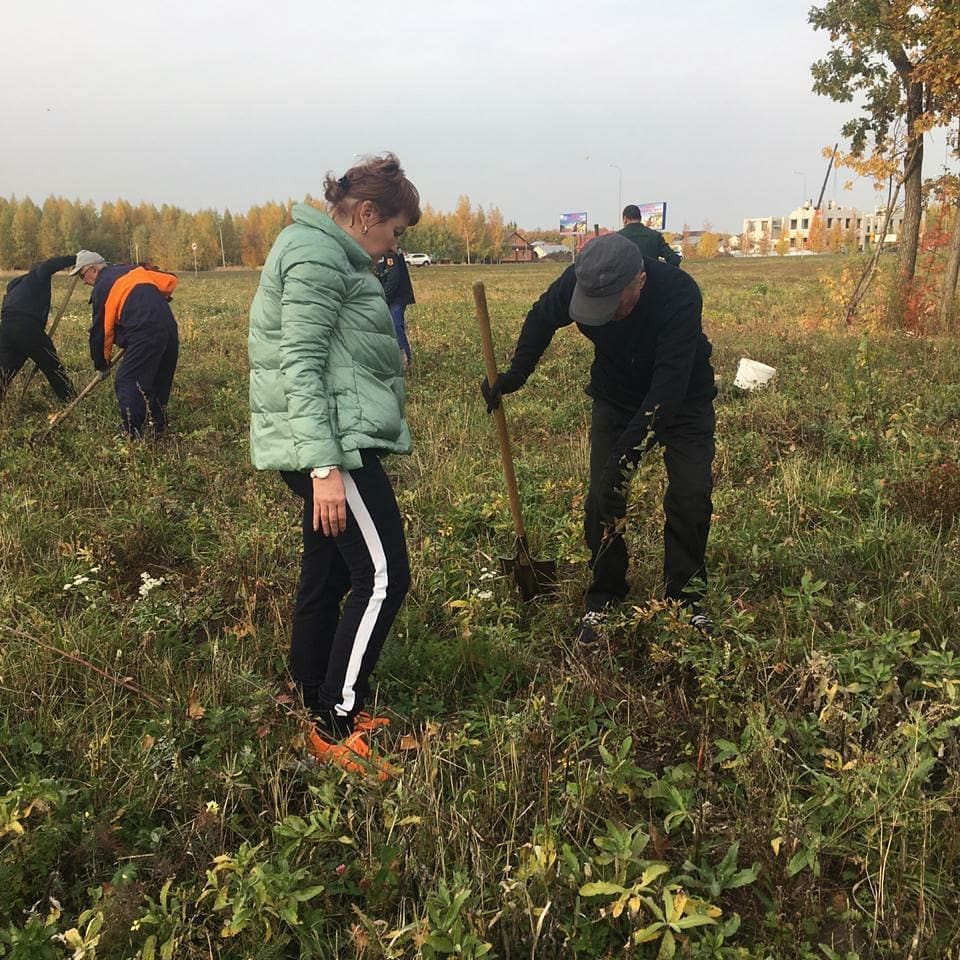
{"left": 404, "top": 253, "right": 431, "bottom": 267}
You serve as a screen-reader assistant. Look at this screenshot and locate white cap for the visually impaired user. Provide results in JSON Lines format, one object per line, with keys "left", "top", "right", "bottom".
{"left": 69, "top": 250, "right": 106, "bottom": 276}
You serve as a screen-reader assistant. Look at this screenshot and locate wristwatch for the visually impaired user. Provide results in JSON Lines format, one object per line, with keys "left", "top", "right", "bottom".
{"left": 309, "top": 466, "right": 336, "bottom": 480}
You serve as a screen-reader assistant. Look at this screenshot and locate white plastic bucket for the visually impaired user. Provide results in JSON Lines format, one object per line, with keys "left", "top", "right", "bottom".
{"left": 733, "top": 357, "right": 777, "bottom": 390}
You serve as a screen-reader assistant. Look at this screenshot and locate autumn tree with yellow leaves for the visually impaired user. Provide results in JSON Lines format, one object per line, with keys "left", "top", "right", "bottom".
{"left": 810, "top": 0, "right": 960, "bottom": 327}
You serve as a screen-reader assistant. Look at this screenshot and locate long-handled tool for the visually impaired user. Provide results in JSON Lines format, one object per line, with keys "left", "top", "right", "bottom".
{"left": 31, "top": 349, "right": 124, "bottom": 446}
{"left": 473, "top": 280, "right": 557, "bottom": 601}
{"left": 19, "top": 274, "right": 79, "bottom": 398}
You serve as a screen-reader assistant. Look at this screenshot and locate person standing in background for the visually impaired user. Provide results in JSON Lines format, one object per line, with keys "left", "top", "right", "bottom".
{"left": 620, "top": 204, "right": 682, "bottom": 267}
{"left": 375, "top": 247, "right": 416, "bottom": 367}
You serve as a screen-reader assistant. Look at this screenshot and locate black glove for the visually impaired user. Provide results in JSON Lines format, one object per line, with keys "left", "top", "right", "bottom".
{"left": 596, "top": 455, "right": 633, "bottom": 523}
{"left": 479, "top": 370, "right": 523, "bottom": 413}
{"left": 96, "top": 367, "right": 111, "bottom": 381}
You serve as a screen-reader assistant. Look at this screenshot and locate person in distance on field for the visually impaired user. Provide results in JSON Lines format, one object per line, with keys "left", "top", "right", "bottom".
{"left": 75, "top": 249, "right": 180, "bottom": 438}
{"left": 620, "top": 204, "right": 682, "bottom": 267}
{"left": 375, "top": 247, "right": 416, "bottom": 368}
{"left": 0, "top": 254, "right": 78, "bottom": 405}
{"left": 248, "top": 153, "right": 420, "bottom": 777}
{"left": 480, "top": 232, "right": 716, "bottom": 642}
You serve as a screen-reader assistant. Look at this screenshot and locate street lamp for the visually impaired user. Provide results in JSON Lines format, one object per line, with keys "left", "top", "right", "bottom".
{"left": 217, "top": 214, "right": 227, "bottom": 269}
{"left": 610, "top": 163, "right": 622, "bottom": 228}
{"left": 793, "top": 170, "right": 807, "bottom": 206}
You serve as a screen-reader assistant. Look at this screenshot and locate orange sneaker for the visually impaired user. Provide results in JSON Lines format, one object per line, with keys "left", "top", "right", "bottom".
{"left": 353, "top": 712, "right": 391, "bottom": 733}
{"left": 306, "top": 727, "right": 392, "bottom": 782}
{"left": 306, "top": 728, "right": 371, "bottom": 774}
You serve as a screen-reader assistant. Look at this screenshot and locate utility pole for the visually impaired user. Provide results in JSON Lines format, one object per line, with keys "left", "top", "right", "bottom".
{"left": 218, "top": 219, "right": 227, "bottom": 268}
{"left": 610, "top": 163, "right": 622, "bottom": 227}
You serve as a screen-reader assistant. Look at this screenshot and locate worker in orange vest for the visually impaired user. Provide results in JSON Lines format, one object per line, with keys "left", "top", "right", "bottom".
{"left": 73, "top": 250, "right": 180, "bottom": 437}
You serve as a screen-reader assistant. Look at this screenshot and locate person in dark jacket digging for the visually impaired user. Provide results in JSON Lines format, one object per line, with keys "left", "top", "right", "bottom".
{"left": 0, "top": 255, "right": 78, "bottom": 404}
{"left": 480, "top": 232, "right": 716, "bottom": 642}
{"left": 620, "top": 204, "right": 682, "bottom": 267}
{"left": 73, "top": 250, "right": 179, "bottom": 438}
{"left": 375, "top": 247, "right": 416, "bottom": 367}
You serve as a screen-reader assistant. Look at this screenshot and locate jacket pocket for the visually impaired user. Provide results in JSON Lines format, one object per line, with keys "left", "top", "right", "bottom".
{"left": 328, "top": 366, "right": 361, "bottom": 437}
{"left": 356, "top": 368, "right": 403, "bottom": 442}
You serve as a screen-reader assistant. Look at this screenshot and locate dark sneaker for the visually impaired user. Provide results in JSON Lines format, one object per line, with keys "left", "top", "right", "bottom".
{"left": 576, "top": 610, "right": 608, "bottom": 645}
{"left": 690, "top": 613, "right": 714, "bottom": 637}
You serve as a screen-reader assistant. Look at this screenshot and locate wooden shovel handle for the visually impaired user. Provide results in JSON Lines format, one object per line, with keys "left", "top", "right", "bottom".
{"left": 35, "top": 349, "right": 125, "bottom": 443}
{"left": 47, "top": 273, "right": 79, "bottom": 340}
{"left": 473, "top": 281, "right": 527, "bottom": 541}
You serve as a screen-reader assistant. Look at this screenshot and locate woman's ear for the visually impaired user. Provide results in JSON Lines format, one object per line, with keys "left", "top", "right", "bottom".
{"left": 357, "top": 199, "right": 379, "bottom": 228}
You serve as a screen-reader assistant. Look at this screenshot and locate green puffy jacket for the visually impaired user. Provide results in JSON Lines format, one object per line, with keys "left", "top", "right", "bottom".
{"left": 248, "top": 204, "right": 411, "bottom": 471}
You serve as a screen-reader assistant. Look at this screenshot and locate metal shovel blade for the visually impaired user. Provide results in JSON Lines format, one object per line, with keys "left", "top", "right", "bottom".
{"left": 500, "top": 536, "right": 558, "bottom": 602}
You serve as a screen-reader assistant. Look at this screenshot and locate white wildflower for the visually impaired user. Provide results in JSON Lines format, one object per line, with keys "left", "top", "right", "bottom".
{"left": 138, "top": 572, "right": 165, "bottom": 599}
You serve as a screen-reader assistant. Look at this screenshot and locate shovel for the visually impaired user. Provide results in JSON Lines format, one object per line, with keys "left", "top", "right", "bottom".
{"left": 473, "top": 281, "right": 557, "bottom": 601}
{"left": 19, "top": 274, "right": 79, "bottom": 398}
{"left": 31, "top": 349, "right": 125, "bottom": 446}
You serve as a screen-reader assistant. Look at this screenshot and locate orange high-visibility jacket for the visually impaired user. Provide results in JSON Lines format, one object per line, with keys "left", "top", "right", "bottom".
{"left": 93, "top": 266, "right": 178, "bottom": 364}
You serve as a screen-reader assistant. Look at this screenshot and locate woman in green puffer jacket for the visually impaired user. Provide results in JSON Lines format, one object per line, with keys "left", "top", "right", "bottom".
{"left": 248, "top": 153, "right": 421, "bottom": 773}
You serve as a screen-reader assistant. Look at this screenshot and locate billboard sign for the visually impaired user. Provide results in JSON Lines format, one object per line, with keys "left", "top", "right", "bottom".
{"left": 634, "top": 202, "right": 667, "bottom": 231}
{"left": 559, "top": 211, "right": 588, "bottom": 235}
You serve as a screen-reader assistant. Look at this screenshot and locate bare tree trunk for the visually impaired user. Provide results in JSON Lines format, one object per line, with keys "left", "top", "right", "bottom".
{"left": 876, "top": 31, "right": 923, "bottom": 322}
{"left": 898, "top": 119, "right": 924, "bottom": 285}
{"left": 845, "top": 180, "right": 903, "bottom": 325}
{"left": 939, "top": 199, "right": 960, "bottom": 333}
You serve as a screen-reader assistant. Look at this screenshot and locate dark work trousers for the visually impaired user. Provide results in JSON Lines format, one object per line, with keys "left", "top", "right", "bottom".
{"left": 0, "top": 320, "right": 75, "bottom": 403}
{"left": 281, "top": 449, "right": 410, "bottom": 738}
{"left": 113, "top": 316, "right": 179, "bottom": 437}
{"left": 389, "top": 304, "right": 412, "bottom": 363}
{"left": 584, "top": 396, "right": 715, "bottom": 612}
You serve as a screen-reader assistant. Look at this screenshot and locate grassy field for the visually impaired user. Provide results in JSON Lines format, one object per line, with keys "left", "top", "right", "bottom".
{"left": 2, "top": 256, "right": 959, "bottom": 958}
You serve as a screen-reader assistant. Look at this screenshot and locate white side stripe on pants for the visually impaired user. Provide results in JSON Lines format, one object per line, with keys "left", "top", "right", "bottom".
{"left": 335, "top": 470, "right": 389, "bottom": 716}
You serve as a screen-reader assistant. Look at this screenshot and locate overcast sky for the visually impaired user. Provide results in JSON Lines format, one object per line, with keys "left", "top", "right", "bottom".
{"left": 2, "top": 0, "right": 955, "bottom": 234}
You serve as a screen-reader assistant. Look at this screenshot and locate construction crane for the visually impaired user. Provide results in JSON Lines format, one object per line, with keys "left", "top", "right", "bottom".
{"left": 805, "top": 143, "right": 839, "bottom": 250}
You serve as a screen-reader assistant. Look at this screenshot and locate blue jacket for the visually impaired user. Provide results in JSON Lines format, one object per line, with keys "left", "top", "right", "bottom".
{"left": 89, "top": 264, "right": 177, "bottom": 370}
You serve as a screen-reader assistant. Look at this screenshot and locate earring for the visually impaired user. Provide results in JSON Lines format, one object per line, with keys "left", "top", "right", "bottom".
{"left": 362, "top": 224, "right": 369, "bottom": 235}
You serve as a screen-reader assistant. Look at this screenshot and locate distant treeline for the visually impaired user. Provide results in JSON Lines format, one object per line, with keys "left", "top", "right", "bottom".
{"left": 0, "top": 194, "right": 557, "bottom": 271}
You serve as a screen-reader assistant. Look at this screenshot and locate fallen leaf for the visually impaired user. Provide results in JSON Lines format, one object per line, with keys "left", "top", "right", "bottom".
{"left": 187, "top": 692, "right": 206, "bottom": 720}
{"left": 399, "top": 734, "right": 419, "bottom": 751}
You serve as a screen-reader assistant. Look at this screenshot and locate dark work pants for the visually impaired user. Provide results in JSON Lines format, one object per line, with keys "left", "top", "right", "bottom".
{"left": 389, "top": 304, "right": 412, "bottom": 363}
{"left": 584, "top": 397, "right": 715, "bottom": 611}
{"left": 281, "top": 449, "right": 410, "bottom": 738}
{"left": 0, "top": 321, "right": 75, "bottom": 403}
{"left": 114, "top": 319, "right": 179, "bottom": 436}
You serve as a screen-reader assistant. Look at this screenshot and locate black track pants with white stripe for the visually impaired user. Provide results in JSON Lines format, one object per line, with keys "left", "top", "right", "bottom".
{"left": 281, "top": 449, "right": 409, "bottom": 737}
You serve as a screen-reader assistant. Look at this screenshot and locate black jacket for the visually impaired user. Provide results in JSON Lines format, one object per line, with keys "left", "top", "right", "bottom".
{"left": 505, "top": 257, "right": 714, "bottom": 459}
{"left": 1, "top": 256, "right": 76, "bottom": 328}
{"left": 375, "top": 252, "right": 415, "bottom": 308}
{"left": 620, "top": 222, "right": 681, "bottom": 266}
